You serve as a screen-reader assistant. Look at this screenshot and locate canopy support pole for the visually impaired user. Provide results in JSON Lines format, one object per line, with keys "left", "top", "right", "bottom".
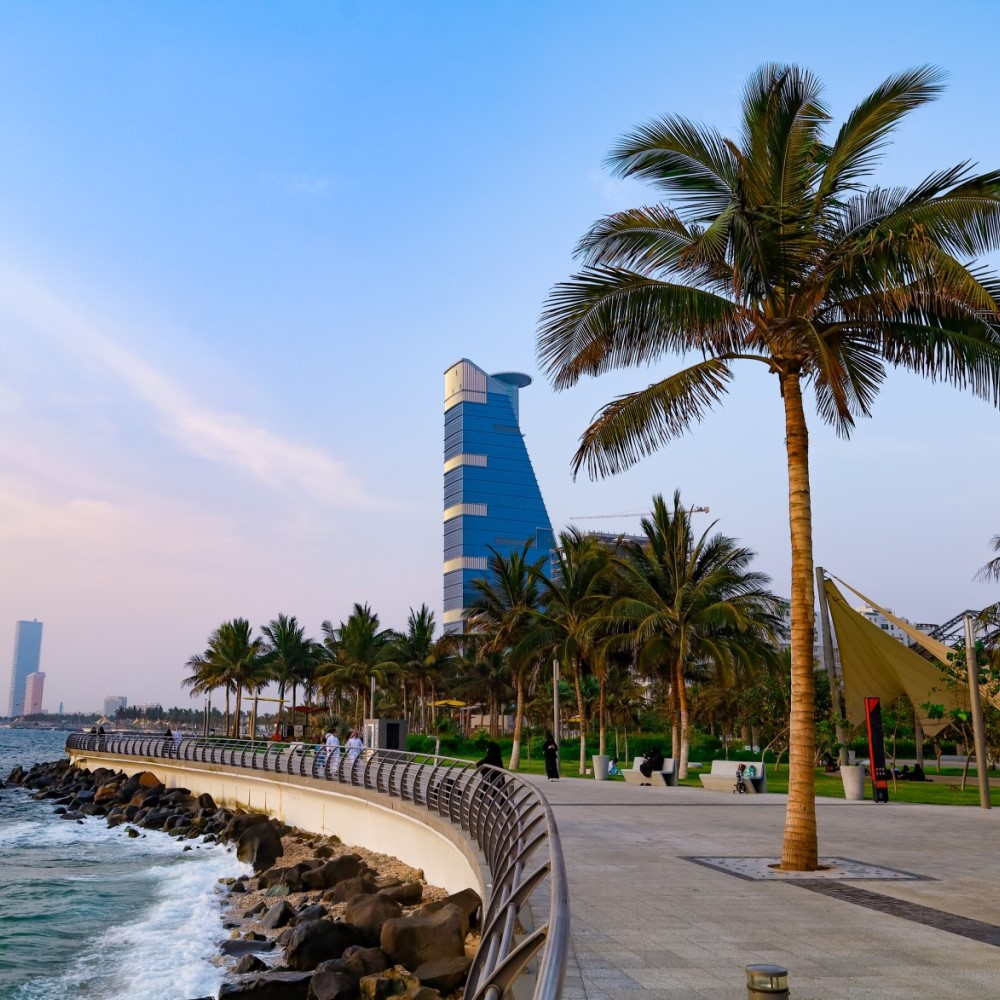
{"left": 816, "top": 567, "right": 848, "bottom": 764}
{"left": 964, "top": 613, "right": 991, "bottom": 810}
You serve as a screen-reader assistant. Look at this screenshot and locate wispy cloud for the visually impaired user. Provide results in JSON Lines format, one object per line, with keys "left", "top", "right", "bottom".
{"left": 0, "top": 260, "right": 391, "bottom": 510}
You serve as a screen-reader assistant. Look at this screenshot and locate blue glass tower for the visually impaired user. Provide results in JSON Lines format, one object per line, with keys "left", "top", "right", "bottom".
{"left": 7, "top": 619, "right": 43, "bottom": 718}
{"left": 442, "top": 360, "right": 554, "bottom": 634}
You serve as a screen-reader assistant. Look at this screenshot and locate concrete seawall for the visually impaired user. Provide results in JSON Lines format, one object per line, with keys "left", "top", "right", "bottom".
{"left": 68, "top": 748, "right": 487, "bottom": 897}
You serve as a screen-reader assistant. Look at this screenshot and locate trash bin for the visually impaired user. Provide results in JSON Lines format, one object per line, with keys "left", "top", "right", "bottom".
{"left": 592, "top": 754, "right": 610, "bottom": 780}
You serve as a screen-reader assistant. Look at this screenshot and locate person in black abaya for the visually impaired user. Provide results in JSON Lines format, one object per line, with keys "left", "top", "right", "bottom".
{"left": 639, "top": 746, "right": 665, "bottom": 779}
{"left": 542, "top": 731, "right": 560, "bottom": 781}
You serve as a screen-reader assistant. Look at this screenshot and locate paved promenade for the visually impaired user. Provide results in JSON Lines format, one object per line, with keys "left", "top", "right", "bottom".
{"left": 529, "top": 775, "right": 1000, "bottom": 1000}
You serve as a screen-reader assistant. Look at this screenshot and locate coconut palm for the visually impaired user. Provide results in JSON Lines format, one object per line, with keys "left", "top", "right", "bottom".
{"left": 977, "top": 537, "right": 1000, "bottom": 583}
{"left": 524, "top": 530, "right": 614, "bottom": 774}
{"left": 538, "top": 65, "right": 1000, "bottom": 868}
{"left": 610, "top": 493, "right": 784, "bottom": 777}
{"left": 260, "top": 614, "right": 318, "bottom": 726}
{"left": 466, "top": 543, "right": 545, "bottom": 769}
{"left": 385, "top": 605, "right": 439, "bottom": 732}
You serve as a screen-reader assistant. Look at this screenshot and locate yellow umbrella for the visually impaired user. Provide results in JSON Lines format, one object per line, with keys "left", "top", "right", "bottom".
{"left": 433, "top": 699, "right": 467, "bottom": 707}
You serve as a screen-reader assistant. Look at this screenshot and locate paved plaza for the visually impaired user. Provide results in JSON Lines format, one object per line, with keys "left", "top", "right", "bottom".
{"left": 530, "top": 775, "right": 1000, "bottom": 999}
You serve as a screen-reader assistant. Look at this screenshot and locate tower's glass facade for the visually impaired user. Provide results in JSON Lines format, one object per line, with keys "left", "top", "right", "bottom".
{"left": 7, "top": 619, "right": 43, "bottom": 717}
{"left": 443, "top": 360, "right": 554, "bottom": 634}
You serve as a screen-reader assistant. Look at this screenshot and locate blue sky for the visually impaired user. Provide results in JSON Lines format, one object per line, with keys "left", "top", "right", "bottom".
{"left": 2, "top": 1, "right": 998, "bottom": 711}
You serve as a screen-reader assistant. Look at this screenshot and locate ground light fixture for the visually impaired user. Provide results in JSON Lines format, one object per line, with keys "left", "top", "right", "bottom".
{"left": 745, "top": 964, "right": 789, "bottom": 998}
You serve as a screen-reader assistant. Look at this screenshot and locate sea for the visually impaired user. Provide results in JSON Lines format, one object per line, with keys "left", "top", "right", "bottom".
{"left": 0, "top": 728, "right": 250, "bottom": 1000}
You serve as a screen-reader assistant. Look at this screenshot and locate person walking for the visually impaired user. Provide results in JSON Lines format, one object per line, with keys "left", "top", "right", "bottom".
{"left": 325, "top": 730, "right": 341, "bottom": 772}
{"left": 346, "top": 730, "right": 364, "bottom": 768}
{"left": 542, "top": 731, "right": 560, "bottom": 781}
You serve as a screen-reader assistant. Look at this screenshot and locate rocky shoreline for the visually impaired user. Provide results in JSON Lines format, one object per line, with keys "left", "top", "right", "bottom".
{"left": 6, "top": 758, "right": 480, "bottom": 1000}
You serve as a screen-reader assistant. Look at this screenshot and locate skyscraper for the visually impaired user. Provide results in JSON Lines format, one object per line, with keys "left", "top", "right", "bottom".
{"left": 7, "top": 620, "right": 43, "bottom": 718}
{"left": 24, "top": 673, "right": 45, "bottom": 715}
{"left": 443, "top": 360, "right": 554, "bottom": 634}
{"left": 104, "top": 695, "right": 128, "bottom": 718}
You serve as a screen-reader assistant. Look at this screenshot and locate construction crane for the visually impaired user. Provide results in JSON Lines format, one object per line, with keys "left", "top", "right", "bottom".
{"left": 571, "top": 506, "right": 709, "bottom": 520}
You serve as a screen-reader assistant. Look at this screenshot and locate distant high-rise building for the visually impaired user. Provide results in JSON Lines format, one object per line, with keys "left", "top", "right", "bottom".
{"left": 103, "top": 695, "right": 128, "bottom": 718}
{"left": 7, "top": 620, "right": 43, "bottom": 717}
{"left": 24, "top": 672, "right": 45, "bottom": 715}
{"left": 442, "top": 359, "right": 553, "bottom": 634}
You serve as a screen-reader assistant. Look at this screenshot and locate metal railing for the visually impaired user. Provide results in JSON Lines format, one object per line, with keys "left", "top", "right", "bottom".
{"left": 65, "top": 733, "right": 568, "bottom": 1000}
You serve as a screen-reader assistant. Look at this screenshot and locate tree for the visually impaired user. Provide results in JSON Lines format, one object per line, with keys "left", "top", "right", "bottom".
{"left": 610, "top": 493, "right": 784, "bottom": 777}
{"left": 538, "top": 65, "right": 1000, "bottom": 868}
{"left": 186, "top": 619, "right": 268, "bottom": 738}
{"left": 386, "top": 605, "right": 439, "bottom": 732}
{"left": 260, "top": 614, "right": 317, "bottom": 726}
{"left": 977, "top": 536, "right": 1000, "bottom": 584}
{"left": 467, "top": 543, "right": 545, "bottom": 768}
{"left": 526, "top": 530, "right": 613, "bottom": 774}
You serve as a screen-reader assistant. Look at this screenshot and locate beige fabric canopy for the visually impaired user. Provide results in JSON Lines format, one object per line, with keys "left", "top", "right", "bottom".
{"left": 824, "top": 580, "right": 965, "bottom": 736}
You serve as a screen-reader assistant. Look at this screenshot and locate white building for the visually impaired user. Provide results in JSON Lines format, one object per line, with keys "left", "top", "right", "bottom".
{"left": 103, "top": 695, "right": 128, "bottom": 718}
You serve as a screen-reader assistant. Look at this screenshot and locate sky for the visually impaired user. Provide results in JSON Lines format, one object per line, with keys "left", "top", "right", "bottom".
{"left": 2, "top": 1, "right": 999, "bottom": 713}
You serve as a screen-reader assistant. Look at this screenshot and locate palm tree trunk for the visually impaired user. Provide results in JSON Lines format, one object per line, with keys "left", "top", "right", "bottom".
{"left": 779, "top": 371, "right": 819, "bottom": 871}
{"left": 509, "top": 677, "right": 524, "bottom": 770}
{"left": 574, "top": 660, "right": 586, "bottom": 775}
{"left": 598, "top": 675, "right": 607, "bottom": 757}
{"left": 418, "top": 679, "right": 426, "bottom": 733}
{"left": 232, "top": 687, "right": 242, "bottom": 738}
{"left": 225, "top": 687, "right": 231, "bottom": 738}
{"left": 676, "top": 655, "right": 690, "bottom": 779}
{"left": 669, "top": 678, "right": 680, "bottom": 761}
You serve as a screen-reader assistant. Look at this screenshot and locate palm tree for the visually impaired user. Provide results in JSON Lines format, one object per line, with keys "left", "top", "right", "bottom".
{"left": 182, "top": 648, "right": 229, "bottom": 734}
{"left": 317, "top": 604, "right": 397, "bottom": 728}
{"left": 610, "top": 493, "right": 785, "bottom": 777}
{"left": 977, "top": 537, "right": 1000, "bottom": 583}
{"left": 260, "top": 614, "right": 317, "bottom": 727}
{"left": 386, "top": 605, "right": 439, "bottom": 732}
{"left": 188, "top": 619, "right": 268, "bottom": 738}
{"left": 538, "top": 66, "right": 1000, "bottom": 868}
{"left": 525, "top": 530, "right": 613, "bottom": 774}
{"left": 467, "top": 543, "right": 545, "bottom": 769}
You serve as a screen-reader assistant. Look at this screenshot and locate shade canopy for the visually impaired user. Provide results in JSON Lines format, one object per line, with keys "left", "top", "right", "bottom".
{"left": 825, "top": 580, "right": 965, "bottom": 736}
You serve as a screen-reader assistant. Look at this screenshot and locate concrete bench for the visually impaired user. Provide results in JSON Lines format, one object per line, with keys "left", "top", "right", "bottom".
{"left": 622, "top": 757, "right": 678, "bottom": 787}
{"left": 699, "top": 760, "right": 767, "bottom": 793}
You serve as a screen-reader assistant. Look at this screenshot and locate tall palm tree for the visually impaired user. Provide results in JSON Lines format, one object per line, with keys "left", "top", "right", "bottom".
{"left": 317, "top": 604, "right": 397, "bottom": 728}
{"left": 467, "top": 543, "right": 545, "bottom": 770}
{"left": 182, "top": 648, "right": 229, "bottom": 734}
{"left": 260, "top": 614, "right": 317, "bottom": 726}
{"left": 977, "top": 537, "right": 1000, "bottom": 583}
{"left": 385, "top": 605, "right": 439, "bottom": 732}
{"left": 189, "top": 619, "right": 268, "bottom": 738}
{"left": 524, "top": 530, "right": 613, "bottom": 774}
{"left": 538, "top": 66, "right": 1000, "bottom": 868}
{"left": 611, "top": 493, "right": 785, "bottom": 777}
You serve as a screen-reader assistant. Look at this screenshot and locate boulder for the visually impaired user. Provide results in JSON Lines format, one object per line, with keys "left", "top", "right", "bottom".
{"left": 344, "top": 896, "right": 402, "bottom": 947}
{"left": 307, "top": 971, "right": 360, "bottom": 1000}
{"left": 357, "top": 968, "right": 437, "bottom": 1000}
{"left": 412, "top": 956, "right": 471, "bottom": 993}
{"left": 233, "top": 954, "right": 269, "bottom": 974}
{"left": 261, "top": 900, "right": 298, "bottom": 930}
{"left": 380, "top": 907, "right": 465, "bottom": 970}
{"left": 324, "top": 876, "right": 377, "bottom": 905}
{"left": 226, "top": 812, "right": 272, "bottom": 841}
{"left": 341, "top": 948, "right": 391, "bottom": 981}
{"left": 220, "top": 938, "right": 277, "bottom": 956}
{"left": 302, "top": 856, "right": 365, "bottom": 891}
{"left": 297, "top": 904, "right": 328, "bottom": 923}
{"left": 218, "top": 971, "right": 313, "bottom": 999}
{"left": 197, "top": 791, "right": 217, "bottom": 810}
{"left": 284, "top": 920, "right": 364, "bottom": 971}
{"left": 378, "top": 882, "right": 422, "bottom": 905}
{"left": 238, "top": 822, "right": 285, "bottom": 872}
{"left": 421, "top": 888, "right": 481, "bottom": 937}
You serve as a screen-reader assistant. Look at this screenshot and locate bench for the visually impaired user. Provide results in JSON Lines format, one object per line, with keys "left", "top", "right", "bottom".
{"left": 699, "top": 760, "right": 767, "bottom": 793}
{"left": 622, "top": 757, "right": 678, "bottom": 787}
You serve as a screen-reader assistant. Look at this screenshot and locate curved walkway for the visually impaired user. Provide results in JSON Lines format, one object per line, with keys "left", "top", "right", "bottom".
{"left": 532, "top": 776, "right": 999, "bottom": 999}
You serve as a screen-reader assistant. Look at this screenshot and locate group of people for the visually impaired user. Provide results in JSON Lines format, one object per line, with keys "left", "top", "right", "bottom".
{"left": 320, "top": 728, "right": 364, "bottom": 768}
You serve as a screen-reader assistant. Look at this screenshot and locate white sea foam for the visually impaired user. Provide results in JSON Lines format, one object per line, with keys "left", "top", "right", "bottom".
{"left": 13, "top": 834, "right": 250, "bottom": 1000}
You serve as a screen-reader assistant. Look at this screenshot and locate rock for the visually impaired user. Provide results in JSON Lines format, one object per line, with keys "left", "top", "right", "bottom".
{"left": 301, "top": 855, "right": 365, "bottom": 891}
{"left": 341, "top": 948, "right": 391, "bottom": 981}
{"left": 380, "top": 907, "right": 465, "bottom": 970}
{"left": 234, "top": 954, "right": 269, "bottom": 973}
{"left": 238, "top": 822, "right": 285, "bottom": 872}
{"left": 261, "top": 900, "right": 298, "bottom": 930}
{"left": 421, "top": 888, "right": 481, "bottom": 937}
{"left": 284, "top": 920, "right": 364, "bottom": 971}
{"left": 197, "top": 791, "right": 217, "bottom": 810}
{"left": 125, "top": 826, "right": 139, "bottom": 838}
{"left": 314, "top": 844, "right": 336, "bottom": 859}
{"left": 267, "top": 884, "right": 292, "bottom": 898}
{"left": 220, "top": 938, "right": 277, "bottom": 956}
{"left": 344, "top": 896, "right": 402, "bottom": 947}
{"left": 357, "top": 968, "right": 434, "bottom": 1000}
{"left": 324, "top": 876, "right": 377, "bottom": 905}
{"left": 378, "top": 882, "right": 422, "bottom": 905}
{"left": 218, "top": 971, "right": 314, "bottom": 998}
{"left": 297, "top": 904, "right": 328, "bottom": 923}
{"left": 226, "top": 812, "right": 272, "bottom": 841}
{"left": 307, "top": 971, "right": 359, "bottom": 1000}
{"left": 412, "top": 956, "right": 471, "bottom": 993}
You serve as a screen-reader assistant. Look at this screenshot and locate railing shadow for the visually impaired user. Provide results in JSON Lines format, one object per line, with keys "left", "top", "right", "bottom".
{"left": 65, "top": 732, "right": 568, "bottom": 1000}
